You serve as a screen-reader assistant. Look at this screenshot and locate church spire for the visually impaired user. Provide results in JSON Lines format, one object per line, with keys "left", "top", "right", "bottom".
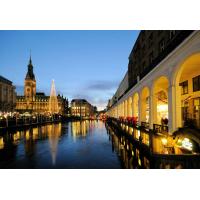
{"left": 29, "top": 49, "right": 32, "bottom": 64}
{"left": 25, "top": 54, "right": 35, "bottom": 80}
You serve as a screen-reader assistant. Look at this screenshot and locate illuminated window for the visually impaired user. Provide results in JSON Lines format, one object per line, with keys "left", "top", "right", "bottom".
{"left": 180, "top": 80, "right": 188, "bottom": 95}
{"left": 194, "top": 98, "right": 200, "bottom": 106}
{"left": 193, "top": 75, "right": 200, "bottom": 92}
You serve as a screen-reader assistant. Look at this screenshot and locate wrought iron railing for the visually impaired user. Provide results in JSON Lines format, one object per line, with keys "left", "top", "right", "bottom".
{"left": 141, "top": 121, "right": 150, "bottom": 130}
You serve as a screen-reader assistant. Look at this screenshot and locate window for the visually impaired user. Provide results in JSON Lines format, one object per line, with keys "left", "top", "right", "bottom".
{"left": 194, "top": 98, "right": 200, "bottom": 106}
{"left": 149, "top": 51, "right": 154, "bottom": 64}
{"left": 170, "top": 30, "right": 176, "bottom": 39}
{"left": 159, "top": 39, "right": 165, "bottom": 53}
{"left": 179, "top": 80, "right": 188, "bottom": 95}
{"left": 193, "top": 75, "right": 200, "bottom": 92}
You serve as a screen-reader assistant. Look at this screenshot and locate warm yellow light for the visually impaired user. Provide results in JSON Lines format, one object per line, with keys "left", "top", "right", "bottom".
{"left": 26, "top": 130, "right": 30, "bottom": 140}
{"left": 157, "top": 104, "right": 168, "bottom": 112}
{"left": 138, "top": 158, "right": 141, "bottom": 166}
{"left": 161, "top": 138, "right": 168, "bottom": 146}
{"left": 0, "top": 137, "right": 4, "bottom": 149}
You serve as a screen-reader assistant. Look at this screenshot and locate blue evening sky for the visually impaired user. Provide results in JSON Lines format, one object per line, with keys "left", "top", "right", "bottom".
{"left": 0, "top": 31, "right": 139, "bottom": 110}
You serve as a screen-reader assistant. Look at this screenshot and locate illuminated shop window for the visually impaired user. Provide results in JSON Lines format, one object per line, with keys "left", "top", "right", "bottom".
{"left": 180, "top": 80, "right": 188, "bottom": 95}
{"left": 145, "top": 97, "right": 150, "bottom": 122}
{"left": 157, "top": 91, "right": 168, "bottom": 123}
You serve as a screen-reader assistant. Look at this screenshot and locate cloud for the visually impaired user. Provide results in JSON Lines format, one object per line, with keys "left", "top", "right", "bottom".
{"left": 85, "top": 80, "right": 119, "bottom": 91}
{"left": 67, "top": 80, "right": 120, "bottom": 110}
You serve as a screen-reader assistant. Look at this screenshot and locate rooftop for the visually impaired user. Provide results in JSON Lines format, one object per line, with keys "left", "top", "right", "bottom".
{"left": 0, "top": 75, "right": 13, "bottom": 85}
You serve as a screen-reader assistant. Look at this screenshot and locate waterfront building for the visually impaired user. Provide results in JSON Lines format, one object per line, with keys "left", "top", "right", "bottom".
{"left": 16, "top": 57, "right": 69, "bottom": 115}
{"left": 71, "top": 99, "right": 96, "bottom": 118}
{"left": 107, "top": 30, "right": 200, "bottom": 135}
{"left": 0, "top": 75, "right": 16, "bottom": 112}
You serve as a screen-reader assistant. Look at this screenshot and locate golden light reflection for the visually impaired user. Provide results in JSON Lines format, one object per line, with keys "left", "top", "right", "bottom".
{"left": 25, "top": 130, "right": 30, "bottom": 140}
{"left": 32, "top": 128, "right": 38, "bottom": 140}
{"left": 135, "top": 129, "right": 140, "bottom": 140}
{"left": 126, "top": 125, "right": 129, "bottom": 132}
{"left": 0, "top": 137, "right": 4, "bottom": 149}
{"left": 128, "top": 127, "right": 133, "bottom": 135}
{"left": 48, "top": 123, "right": 62, "bottom": 165}
{"left": 138, "top": 158, "right": 141, "bottom": 166}
{"left": 13, "top": 131, "right": 20, "bottom": 143}
{"left": 71, "top": 121, "right": 89, "bottom": 138}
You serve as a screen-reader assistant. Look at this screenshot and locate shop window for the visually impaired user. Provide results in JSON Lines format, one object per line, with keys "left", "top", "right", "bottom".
{"left": 180, "top": 80, "right": 188, "bottom": 95}
{"left": 193, "top": 75, "right": 200, "bottom": 92}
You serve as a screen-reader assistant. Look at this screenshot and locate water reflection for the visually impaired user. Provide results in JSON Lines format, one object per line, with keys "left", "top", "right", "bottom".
{"left": 71, "top": 120, "right": 100, "bottom": 139}
{"left": 0, "top": 136, "right": 4, "bottom": 149}
{"left": 47, "top": 123, "right": 61, "bottom": 165}
{"left": 107, "top": 122, "right": 200, "bottom": 169}
{"left": 0, "top": 123, "right": 64, "bottom": 168}
{"left": 71, "top": 121, "right": 89, "bottom": 138}
{"left": 108, "top": 126, "right": 150, "bottom": 169}
{"left": 0, "top": 121, "right": 122, "bottom": 169}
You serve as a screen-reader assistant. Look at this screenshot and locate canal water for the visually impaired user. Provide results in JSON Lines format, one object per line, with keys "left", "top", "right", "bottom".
{"left": 1, "top": 120, "right": 200, "bottom": 169}
{"left": 0, "top": 120, "right": 124, "bottom": 169}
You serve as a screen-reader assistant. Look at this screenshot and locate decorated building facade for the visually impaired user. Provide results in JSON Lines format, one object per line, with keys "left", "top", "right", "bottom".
{"left": 16, "top": 57, "right": 68, "bottom": 115}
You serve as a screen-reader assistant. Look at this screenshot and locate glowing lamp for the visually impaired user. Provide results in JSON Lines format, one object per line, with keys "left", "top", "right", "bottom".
{"left": 182, "top": 138, "right": 193, "bottom": 151}
{"left": 161, "top": 138, "right": 168, "bottom": 146}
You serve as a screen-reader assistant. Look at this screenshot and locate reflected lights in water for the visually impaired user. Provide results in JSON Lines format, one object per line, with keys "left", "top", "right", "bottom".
{"left": 71, "top": 120, "right": 90, "bottom": 138}
{"left": 0, "top": 137, "right": 4, "bottom": 149}
{"left": 25, "top": 130, "right": 30, "bottom": 140}
{"left": 48, "top": 123, "right": 62, "bottom": 165}
{"left": 13, "top": 131, "right": 21, "bottom": 145}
